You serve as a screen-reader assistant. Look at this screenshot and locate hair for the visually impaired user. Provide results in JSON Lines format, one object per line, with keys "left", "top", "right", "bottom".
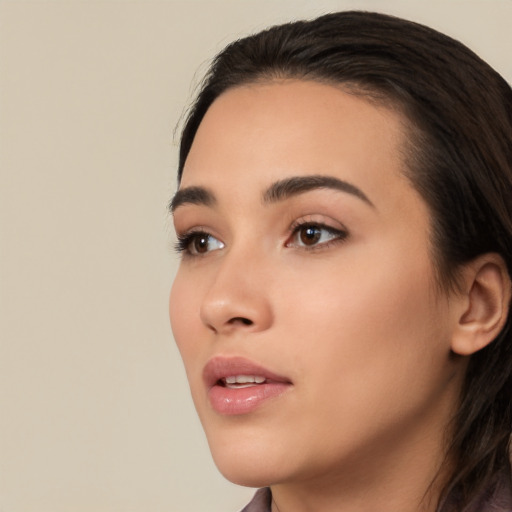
{"left": 177, "top": 11, "right": 512, "bottom": 510}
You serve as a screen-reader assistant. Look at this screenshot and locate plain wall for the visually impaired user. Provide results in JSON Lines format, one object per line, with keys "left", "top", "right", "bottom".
{"left": 1, "top": 1, "right": 511, "bottom": 511}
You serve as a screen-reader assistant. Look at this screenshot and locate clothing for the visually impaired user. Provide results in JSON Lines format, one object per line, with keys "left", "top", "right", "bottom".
{"left": 440, "top": 468, "right": 512, "bottom": 512}
{"left": 240, "top": 469, "right": 512, "bottom": 512}
{"left": 240, "top": 488, "right": 271, "bottom": 512}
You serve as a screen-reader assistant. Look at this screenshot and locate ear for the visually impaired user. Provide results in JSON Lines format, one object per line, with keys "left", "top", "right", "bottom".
{"left": 451, "top": 254, "right": 511, "bottom": 356}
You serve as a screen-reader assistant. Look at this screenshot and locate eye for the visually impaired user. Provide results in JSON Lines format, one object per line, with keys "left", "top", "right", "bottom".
{"left": 286, "top": 223, "right": 347, "bottom": 249}
{"left": 175, "top": 231, "right": 225, "bottom": 256}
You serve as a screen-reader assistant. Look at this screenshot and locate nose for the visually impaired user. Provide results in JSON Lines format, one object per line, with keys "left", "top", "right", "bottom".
{"left": 200, "top": 250, "right": 274, "bottom": 335}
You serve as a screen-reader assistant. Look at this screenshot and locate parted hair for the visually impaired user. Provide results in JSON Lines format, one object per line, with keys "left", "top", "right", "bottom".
{"left": 178, "top": 11, "right": 512, "bottom": 510}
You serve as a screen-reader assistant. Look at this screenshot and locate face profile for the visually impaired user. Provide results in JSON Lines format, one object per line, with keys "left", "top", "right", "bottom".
{"left": 169, "top": 11, "right": 512, "bottom": 512}
{"left": 172, "top": 80, "right": 472, "bottom": 506}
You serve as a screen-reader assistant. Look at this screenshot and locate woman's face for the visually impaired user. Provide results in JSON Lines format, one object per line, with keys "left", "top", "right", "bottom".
{"left": 170, "top": 81, "right": 463, "bottom": 489}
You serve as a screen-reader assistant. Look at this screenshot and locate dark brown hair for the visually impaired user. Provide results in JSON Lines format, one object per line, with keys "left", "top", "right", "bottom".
{"left": 177, "top": 11, "right": 512, "bottom": 510}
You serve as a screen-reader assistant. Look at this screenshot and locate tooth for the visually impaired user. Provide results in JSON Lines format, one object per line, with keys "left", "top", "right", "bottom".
{"left": 223, "top": 375, "right": 267, "bottom": 386}
{"left": 236, "top": 375, "right": 255, "bottom": 384}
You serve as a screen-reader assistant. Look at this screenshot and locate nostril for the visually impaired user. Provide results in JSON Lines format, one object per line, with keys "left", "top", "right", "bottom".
{"left": 229, "top": 317, "right": 253, "bottom": 326}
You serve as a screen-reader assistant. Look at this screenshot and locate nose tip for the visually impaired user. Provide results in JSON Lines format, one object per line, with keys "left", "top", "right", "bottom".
{"left": 200, "top": 284, "right": 272, "bottom": 335}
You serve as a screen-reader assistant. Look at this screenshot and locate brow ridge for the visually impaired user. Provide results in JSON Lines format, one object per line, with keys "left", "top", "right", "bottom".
{"left": 170, "top": 186, "right": 216, "bottom": 213}
{"left": 263, "top": 175, "right": 373, "bottom": 206}
{"left": 170, "top": 175, "right": 373, "bottom": 213}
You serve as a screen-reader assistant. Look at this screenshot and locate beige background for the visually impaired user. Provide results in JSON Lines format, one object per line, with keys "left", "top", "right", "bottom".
{"left": 1, "top": 1, "right": 511, "bottom": 511}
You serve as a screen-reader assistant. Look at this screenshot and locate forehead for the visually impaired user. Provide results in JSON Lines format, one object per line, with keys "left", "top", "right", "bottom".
{"left": 180, "top": 80, "right": 412, "bottom": 210}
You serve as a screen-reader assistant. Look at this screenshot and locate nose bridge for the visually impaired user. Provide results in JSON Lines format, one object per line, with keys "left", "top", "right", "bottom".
{"left": 200, "top": 242, "right": 273, "bottom": 335}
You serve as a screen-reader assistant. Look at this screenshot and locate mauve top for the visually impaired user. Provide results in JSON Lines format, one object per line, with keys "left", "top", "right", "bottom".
{"left": 239, "top": 469, "right": 512, "bottom": 512}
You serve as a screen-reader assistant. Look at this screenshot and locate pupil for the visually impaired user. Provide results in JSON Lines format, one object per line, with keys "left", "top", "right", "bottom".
{"left": 300, "top": 226, "right": 321, "bottom": 245}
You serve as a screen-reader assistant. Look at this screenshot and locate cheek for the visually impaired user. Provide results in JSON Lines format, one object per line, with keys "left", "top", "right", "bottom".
{"left": 280, "top": 250, "right": 448, "bottom": 404}
{"left": 169, "top": 271, "right": 203, "bottom": 366}
{"left": 263, "top": 256, "right": 453, "bottom": 468}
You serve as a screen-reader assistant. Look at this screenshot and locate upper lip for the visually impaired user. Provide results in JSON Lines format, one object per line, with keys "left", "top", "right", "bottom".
{"left": 203, "top": 356, "right": 292, "bottom": 389}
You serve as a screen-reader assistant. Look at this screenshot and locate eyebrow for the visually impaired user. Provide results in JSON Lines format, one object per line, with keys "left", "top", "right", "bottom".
{"left": 170, "top": 174, "right": 373, "bottom": 213}
{"left": 263, "top": 175, "right": 374, "bottom": 207}
{"left": 169, "top": 186, "right": 216, "bottom": 213}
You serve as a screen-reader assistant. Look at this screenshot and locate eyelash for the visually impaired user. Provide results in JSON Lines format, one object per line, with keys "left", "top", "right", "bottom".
{"left": 174, "top": 222, "right": 348, "bottom": 257}
{"left": 287, "top": 221, "right": 348, "bottom": 250}
{"left": 174, "top": 230, "right": 221, "bottom": 256}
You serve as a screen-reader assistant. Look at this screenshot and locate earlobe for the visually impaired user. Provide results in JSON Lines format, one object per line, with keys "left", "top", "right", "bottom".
{"left": 451, "top": 254, "right": 512, "bottom": 356}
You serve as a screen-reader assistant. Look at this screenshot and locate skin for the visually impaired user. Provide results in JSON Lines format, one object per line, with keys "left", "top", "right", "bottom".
{"left": 170, "top": 80, "right": 470, "bottom": 512}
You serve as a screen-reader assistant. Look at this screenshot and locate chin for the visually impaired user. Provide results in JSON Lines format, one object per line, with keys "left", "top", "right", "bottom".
{"left": 205, "top": 427, "right": 287, "bottom": 488}
{"left": 213, "top": 454, "right": 279, "bottom": 488}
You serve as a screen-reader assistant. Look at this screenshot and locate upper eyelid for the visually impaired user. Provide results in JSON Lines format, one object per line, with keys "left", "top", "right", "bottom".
{"left": 175, "top": 218, "right": 348, "bottom": 238}
{"left": 175, "top": 212, "right": 350, "bottom": 243}
{"left": 175, "top": 224, "right": 215, "bottom": 238}
{"left": 292, "top": 222, "right": 345, "bottom": 234}
{"left": 175, "top": 228, "right": 221, "bottom": 246}
{"left": 289, "top": 214, "right": 348, "bottom": 232}
{"left": 289, "top": 221, "right": 348, "bottom": 238}
{"left": 176, "top": 226, "right": 208, "bottom": 236}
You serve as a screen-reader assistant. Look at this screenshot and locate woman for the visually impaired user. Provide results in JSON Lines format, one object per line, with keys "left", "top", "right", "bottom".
{"left": 169, "top": 11, "right": 512, "bottom": 512}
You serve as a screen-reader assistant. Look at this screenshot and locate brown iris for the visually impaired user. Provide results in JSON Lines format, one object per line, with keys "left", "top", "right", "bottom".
{"left": 194, "top": 234, "right": 210, "bottom": 254}
{"left": 299, "top": 225, "right": 322, "bottom": 246}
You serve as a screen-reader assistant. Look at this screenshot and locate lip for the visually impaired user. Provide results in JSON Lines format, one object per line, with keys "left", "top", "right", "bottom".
{"left": 203, "top": 356, "right": 292, "bottom": 415}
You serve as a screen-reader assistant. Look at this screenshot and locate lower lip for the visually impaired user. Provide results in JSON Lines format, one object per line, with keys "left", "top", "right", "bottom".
{"left": 208, "top": 382, "right": 290, "bottom": 415}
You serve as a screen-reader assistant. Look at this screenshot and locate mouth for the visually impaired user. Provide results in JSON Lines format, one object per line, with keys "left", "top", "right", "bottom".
{"left": 222, "top": 375, "right": 268, "bottom": 388}
{"left": 203, "top": 356, "right": 292, "bottom": 415}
